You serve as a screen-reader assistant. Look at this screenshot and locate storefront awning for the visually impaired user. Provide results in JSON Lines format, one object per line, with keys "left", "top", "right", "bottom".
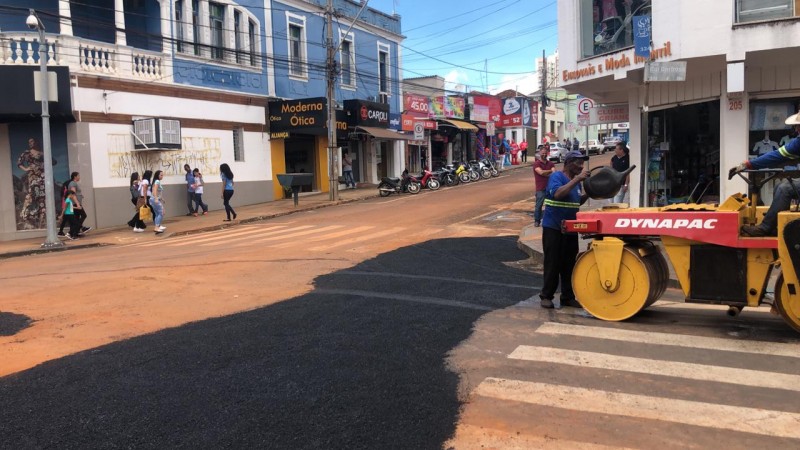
{"left": 437, "top": 119, "right": 478, "bottom": 131}
{"left": 355, "top": 126, "right": 412, "bottom": 140}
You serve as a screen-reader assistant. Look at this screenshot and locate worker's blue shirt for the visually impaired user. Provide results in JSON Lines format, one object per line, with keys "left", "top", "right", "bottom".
{"left": 749, "top": 135, "right": 800, "bottom": 169}
{"left": 542, "top": 171, "right": 582, "bottom": 231}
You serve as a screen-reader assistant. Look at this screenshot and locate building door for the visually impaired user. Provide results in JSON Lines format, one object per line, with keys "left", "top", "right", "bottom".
{"left": 377, "top": 141, "right": 389, "bottom": 179}
{"left": 284, "top": 136, "right": 316, "bottom": 194}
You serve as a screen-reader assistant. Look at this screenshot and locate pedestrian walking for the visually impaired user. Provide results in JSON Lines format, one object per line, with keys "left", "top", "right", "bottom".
{"left": 127, "top": 172, "right": 146, "bottom": 232}
{"left": 502, "top": 137, "right": 512, "bottom": 167}
{"left": 610, "top": 142, "right": 630, "bottom": 203}
{"left": 520, "top": 139, "right": 529, "bottom": 162}
{"left": 184, "top": 164, "right": 196, "bottom": 216}
{"left": 57, "top": 175, "right": 73, "bottom": 237}
{"left": 533, "top": 144, "right": 556, "bottom": 227}
{"left": 220, "top": 163, "right": 237, "bottom": 221}
{"left": 149, "top": 170, "right": 166, "bottom": 234}
{"left": 67, "top": 172, "right": 92, "bottom": 235}
{"left": 63, "top": 190, "right": 83, "bottom": 240}
{"left": 573, "top": 137, "right": 580, "bottom": 152}
{"left": 539, "top": 150, "right": 590, "bottom": 309}
{"left": 510, "top": 139, "right": 520, "bottom": 165}
{"left": 192, "top": 168, "right": 208, "bottom": 215}
{"left": 342, "top": 152, "right": 355, "bottom": 188}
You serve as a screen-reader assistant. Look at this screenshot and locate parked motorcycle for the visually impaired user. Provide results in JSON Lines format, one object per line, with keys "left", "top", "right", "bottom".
{"left": 480, "top": 158, "right": 500, "bottom": 177}
{"left": 438, "top": 166, "right": 459, "bottom": 187}
{"left": 378, "top": 170, "right": 421, "bottom": 197}
{"left": 418, "top": 169, "right": 441, "bottom": 191}
{"left": 470, "top": 160, "right": 491, "bottom": 180}
{"left": 455, "top": 162, "right": 471, "bottom": 183}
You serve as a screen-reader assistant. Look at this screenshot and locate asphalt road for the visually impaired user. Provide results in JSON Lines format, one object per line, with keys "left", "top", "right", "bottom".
{"left": 0, "top": 236, "right": 535, "bottom": 449}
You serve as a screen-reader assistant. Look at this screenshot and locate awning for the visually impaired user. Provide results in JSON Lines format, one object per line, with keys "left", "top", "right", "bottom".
{"left": 437, "top": 119, "right": 478, "bottom": 131}
{"left": 355, "top": 126, "right": 412, "bottom": 140}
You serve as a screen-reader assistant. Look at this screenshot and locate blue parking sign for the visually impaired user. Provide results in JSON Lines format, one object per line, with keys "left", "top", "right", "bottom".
{"left": 634, "top": 15, "right": 651, "bottom": 59}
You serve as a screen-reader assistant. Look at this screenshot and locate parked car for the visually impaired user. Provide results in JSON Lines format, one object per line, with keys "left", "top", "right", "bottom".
{"left": 547, "top": 142, "right": 569, "bottom": 162}
{"left": 602, "top": 136, "right": 623, "bottom": 153}
{"left": 585, "top": 139, "right": 603, "bottom": 155}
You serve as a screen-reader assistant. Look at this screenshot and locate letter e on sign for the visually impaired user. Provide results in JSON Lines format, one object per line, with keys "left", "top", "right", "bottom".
{"left": 578, "top": 98, "right": 594, "bottom": 115}
{"left": 413, "top": 122, "right": 424, "bottom": 140}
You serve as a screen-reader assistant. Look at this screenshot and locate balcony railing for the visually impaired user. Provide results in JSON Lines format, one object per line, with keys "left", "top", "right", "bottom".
{"left": 0, "top": 33, "right": 171, "bottom": 82}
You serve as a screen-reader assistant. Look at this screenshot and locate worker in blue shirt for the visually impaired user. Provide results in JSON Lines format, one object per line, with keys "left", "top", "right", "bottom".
{"left": 539, "top": 150, "right": 590, "bottom": 309}
{"left": 731, "top": 113, "right": 800, "bottom": 236}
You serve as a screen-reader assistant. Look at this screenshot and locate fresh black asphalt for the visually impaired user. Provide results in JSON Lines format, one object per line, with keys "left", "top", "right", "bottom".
{"left": 0, "top": 237, "right": 537, "bottom": 449}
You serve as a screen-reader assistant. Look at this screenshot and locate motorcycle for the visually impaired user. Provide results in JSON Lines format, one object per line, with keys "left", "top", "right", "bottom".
{"left": 455, "top": 162, "right": 471, "bottom": 183}
{"left": 470, "top": 160, "right": 492, "bottom": 180}
{"left": 418, "top": 169, "right": 441, "bottom": 191}
{"left": 480, "top": 158, "right": 500, "bottom": 177}
{"left": 438, "top": 166, "right": 459, "bottom": 187}
{"left": 378, "top": 170, "right": 421, "bottom": 197}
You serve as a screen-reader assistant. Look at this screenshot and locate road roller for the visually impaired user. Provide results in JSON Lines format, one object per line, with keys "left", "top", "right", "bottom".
{"left": 564, "top": 167, "right": 800, "bottom": 332}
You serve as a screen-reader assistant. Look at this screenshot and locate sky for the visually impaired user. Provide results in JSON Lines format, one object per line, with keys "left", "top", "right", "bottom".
{"left": 366, "top": 0, "right": 559, "bottom": 95}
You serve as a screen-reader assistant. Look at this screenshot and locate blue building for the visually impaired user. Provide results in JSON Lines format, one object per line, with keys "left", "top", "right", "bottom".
{"left": 0, "top": 0, "right": 403, "bottom": 241}
{"left": 267, "top": 0, "right": 405, "bottom": 198}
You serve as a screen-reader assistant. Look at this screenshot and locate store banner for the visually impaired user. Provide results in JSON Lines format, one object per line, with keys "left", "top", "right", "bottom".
{"left": 404, "top": 93, "right": 430, "bottom": 117}
{"left": 633, "top": 15, "right": 652, "bottom": 59}
{"left": 470, "top": 94, "right": 502, "bottom": 124}
{"left": 442, "top": 96, "right": 465, "bottom": 119}
{"left": 389, "top": 113, "right": 402, "bottom": 131}
{"left": 401, "top": 114, "right": 437, "bottom": 131}
{"left": 269, "top": 97, "right": 327, "bottom": 133}
{"left": 344, "top": 99, "right": 390, "bottom": 128}
{"left": 589, "top": 104, "right": 629, "bottom": 124}
{"left": 429, "top": 96, "right": 445, "bottom": 118}
{"left": 499, "top": 97, "right": 536, "bottom": 128}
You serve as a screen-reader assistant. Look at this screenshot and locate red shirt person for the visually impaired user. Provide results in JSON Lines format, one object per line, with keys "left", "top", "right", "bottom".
{"left": 533, "top": 144, "right": 556, "bottom": 226}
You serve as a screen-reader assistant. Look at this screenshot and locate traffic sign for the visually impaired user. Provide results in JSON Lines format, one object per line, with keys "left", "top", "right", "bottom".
{"left": 577, "top": 98, "right": 594, "bottom": 115}
{"left": 486, "top": 122, "right": 495, "bottom": 135}
{"left": 413, "top": 122, "right": 425, "bottom": 140}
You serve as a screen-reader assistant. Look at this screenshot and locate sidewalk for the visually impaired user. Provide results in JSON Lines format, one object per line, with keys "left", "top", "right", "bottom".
{"left": 1, "top": 161, "right": 534, "bottom": 259}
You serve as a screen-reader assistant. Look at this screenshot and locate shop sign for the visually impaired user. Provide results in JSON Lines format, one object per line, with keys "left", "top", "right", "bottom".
{"left": 344, "top": 99, "right": 389, "bottom": 127}
{"left": 470, "top": 94, "right": 502, "bottom": 123}
{"left": 589, "top": 105, "right": 629, "bottom": 125}
{"left": 401, "top": 114, "right": 437, "bottom": 131}
{"left": 404, "top": 93, "right": 465, "bottom": 119}
{"left": 562, "top": 41, "right": 673, "bottom": 83}
{"left": 499, "top": 97, "right": 537, "bottom": 128}
{"left": 269, "top": 97, "right": 327, "bottom": 132}
{"left": 644, "top": 61, "right": 687, "bottom": 82}
{"left": 389, "top": 113, "right": 402, "bottom": 131}
{"left": 404, "top": 93, "right": 430, "bottom": 116}
{"left": 633, "top": 15, "right": 651, "bottom": 59}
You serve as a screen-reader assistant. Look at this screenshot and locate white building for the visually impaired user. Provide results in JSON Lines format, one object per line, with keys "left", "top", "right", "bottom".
{"left": 558, "top": 0, "right": 800, "bottom": 207}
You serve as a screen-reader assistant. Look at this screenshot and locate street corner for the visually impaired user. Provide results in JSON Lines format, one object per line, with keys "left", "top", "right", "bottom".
{"left": 0, "top": 311, "right": 33, "bottom": 337}
{"left": 516, "top": 223, "right": 543, "bottom": 265}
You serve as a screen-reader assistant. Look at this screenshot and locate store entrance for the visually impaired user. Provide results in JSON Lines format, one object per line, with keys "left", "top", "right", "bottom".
{"left": 376, "top": 141, "right": 389, "bottom": 179}
{"left": 284, "top": 136, "right": 316, "bottom": 195}
{"left": 645, "top": 101, "right": 721, "bottom": 206}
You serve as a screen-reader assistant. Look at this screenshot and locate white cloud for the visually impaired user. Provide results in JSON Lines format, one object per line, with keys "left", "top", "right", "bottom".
{"left": 489, "top": 73, "right": 539, "bottom": 96}
{"left": 443, "top": 69, "right": 469, "bottom": 93}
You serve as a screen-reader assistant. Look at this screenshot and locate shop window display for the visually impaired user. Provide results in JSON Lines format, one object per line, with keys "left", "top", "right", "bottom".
{"left": 580, "top": 0, "right": 652, "bottom": 58}
{"left": 645, "top": 101, "right": 721, "bottom": 206}
{"left": 747, "top": 100, "right": 800, "bottom": 204}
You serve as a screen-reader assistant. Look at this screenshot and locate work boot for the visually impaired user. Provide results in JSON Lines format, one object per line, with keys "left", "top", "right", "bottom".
{"left": 741, "top": 224, "right": 775, "bottom": 237}
{"left": 540, "top": 297, "right": 554, "bottom": 309}
{"left": 559, "top": 298, "right": 582, "bottom": 309}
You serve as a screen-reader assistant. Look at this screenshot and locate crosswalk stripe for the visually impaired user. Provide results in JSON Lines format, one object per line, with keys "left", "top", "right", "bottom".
{"left": 534, "top": 322, "right": 800, "bottom": 358}
{"left": 248, "top": 225, "right": 343, "bottom": 244}
{"left": 473, "top": 377, "right": 800, "bottom": 439}
{"left": 126, "top": 226, "right": 256, "bottom": 248}
{"left": 270, "top": 225, "right": 374, "bottom": 249}
{"left": 448, "top": 424, "right": 631, "bottom": 450}
{"left": 309, "top": 227, "right": 404, "bottom": 251}
{"left": 175, "top": 226, "right": 287, "bottom": 247}
{"left": 653, "top": 300, "right": 774, "bottom": 314}
{"left": 509, "top": 345, "right": 800, "bottom": 392}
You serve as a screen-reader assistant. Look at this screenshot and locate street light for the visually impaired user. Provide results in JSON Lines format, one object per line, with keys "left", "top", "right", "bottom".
{"left": 27, "top": 9, "right": 63, "bottom": 248}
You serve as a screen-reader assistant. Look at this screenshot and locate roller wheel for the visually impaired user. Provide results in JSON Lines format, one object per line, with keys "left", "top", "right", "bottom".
{"left": 775, "top": 274, "right": 800, "bottom": 332}
{"left": 572, "top": 243, "right": 669, "bottom": 321}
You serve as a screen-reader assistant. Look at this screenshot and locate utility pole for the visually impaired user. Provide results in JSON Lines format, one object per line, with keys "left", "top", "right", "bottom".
{"left": 540, "top": 49, "right": 547, "bottom": 144}
{"left": 326, "top": 0, "right": 339, "bottom": 201}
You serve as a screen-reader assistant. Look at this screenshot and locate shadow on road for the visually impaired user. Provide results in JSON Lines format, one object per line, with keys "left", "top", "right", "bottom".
{"left": 0, "top": 237, "right": 536, "bottom": 449}
{"left": 0, "top": 312, "right": 33, "bottom": 337}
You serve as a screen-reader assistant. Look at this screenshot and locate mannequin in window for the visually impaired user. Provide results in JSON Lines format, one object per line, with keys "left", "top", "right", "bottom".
{"left": 752, "top": 131, "right": 779, "bottom": 156}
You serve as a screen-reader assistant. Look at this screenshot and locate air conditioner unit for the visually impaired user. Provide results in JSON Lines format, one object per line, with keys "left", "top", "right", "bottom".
{"left": 379, "top": 93, "right": 389, "bottom": 104}
{"left": 132, "top": 118, "right": 182, "bottom": 150}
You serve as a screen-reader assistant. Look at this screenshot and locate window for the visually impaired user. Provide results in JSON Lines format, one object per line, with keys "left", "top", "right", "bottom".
{"left": 209, "top": 3, "right": 225, "bottom": 60}
{"left": 234, "top": 10, "right": 243, "bottom": 63}
{"left": 736, "top": 0, "right": 796, "bottom": 23}
{"left": 249, "top": 20, "right": 257, "bottom": 66}
{"left": 287, "top": 14, "right": 307, "bottom": 78}
{"left": 579, "top": 0, "right": 652, "bottom": 58}
{"left": 192, "top": 0, "right": 200, "bottom": 56}
{"left": 175, "top": 0, "right": 184, "bottom": 53}
{"left": 340, "top": 32, "right": 355, "bottom": 88}
{"left": 233, "top": 128, "right": 245, "bottom": 161}
{"left": 378, "top": 43, "right": 390, "bottom": 95}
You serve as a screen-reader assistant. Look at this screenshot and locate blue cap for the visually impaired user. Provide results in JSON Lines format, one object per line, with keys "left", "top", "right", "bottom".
{"left": 564, "top": 150, "right": 589, "bottom": 162}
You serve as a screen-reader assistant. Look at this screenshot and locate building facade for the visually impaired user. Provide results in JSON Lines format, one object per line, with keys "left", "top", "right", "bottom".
{"left": 558, "top": 0, "right": 800, "bottom": 207}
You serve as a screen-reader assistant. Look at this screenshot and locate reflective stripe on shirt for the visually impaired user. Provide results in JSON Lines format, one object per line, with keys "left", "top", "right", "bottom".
{"left": 544, "top": 199, "right": 580, "bottom": 208}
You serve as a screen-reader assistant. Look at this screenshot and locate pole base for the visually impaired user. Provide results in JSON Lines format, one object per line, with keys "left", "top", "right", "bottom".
{"left": 40, "top": 240, "right": 66, "bottom": 249}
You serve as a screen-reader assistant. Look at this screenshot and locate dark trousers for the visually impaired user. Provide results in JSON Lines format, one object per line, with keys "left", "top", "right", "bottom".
{"left": 223, "top": 190, "right": 236, "bottom": 219}
{"left": 540, "top": 226, "right": 579, "bottom": 302}
{"left": 194, "top": 193, "right": 208, "bottom": 213}
{"left": 521, "top": 150, "right": 528, "bottom": 162}
{"left": 66, "top": 214, "right": 80, "bottom": 237}
{"left": 74, "top": 207, "right": 87, "bottom": 229}
{"left": 534, "top": 190, "right": 546, "bottom": 224}
{"left": 187, "top": 191, "right": 195, "bottom": 214}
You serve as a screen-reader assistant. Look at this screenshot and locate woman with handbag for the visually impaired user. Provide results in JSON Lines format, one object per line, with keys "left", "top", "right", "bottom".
{"left": 127, "top": 172, "right": 146, "bottom": 232}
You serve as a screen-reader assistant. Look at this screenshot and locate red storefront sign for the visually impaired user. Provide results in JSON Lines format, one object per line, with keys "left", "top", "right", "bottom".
{"left": 401, "top": 114, "right": 437, "bottom": 131}
{"left": 404, "top": 93, "right": 431, "bottom": 116}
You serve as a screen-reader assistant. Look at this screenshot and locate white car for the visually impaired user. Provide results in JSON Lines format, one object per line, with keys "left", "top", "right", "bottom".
{"left": 602, "top": 136, "right": 623, "bottom": 153}
{"left": 547, "top": 142, "right": 569, "bottom": 162}
{"left": 585, "top": 139, "right": 603, "bottom": 155}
